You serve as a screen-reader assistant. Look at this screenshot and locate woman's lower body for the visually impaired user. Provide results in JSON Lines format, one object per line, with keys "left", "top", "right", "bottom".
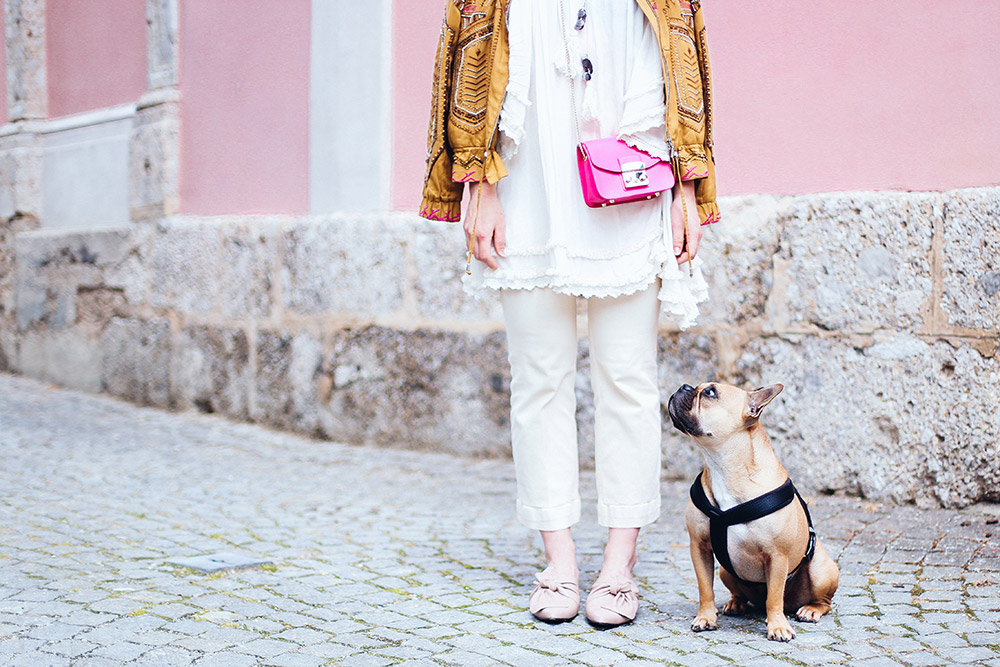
{"left": 501, "top": 281, "right": 662, "bottom": 625}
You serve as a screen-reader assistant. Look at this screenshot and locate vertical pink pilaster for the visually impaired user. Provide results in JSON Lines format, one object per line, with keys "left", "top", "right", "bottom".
{"left": 179, "top": 0, "right": 310, "bottom": 215}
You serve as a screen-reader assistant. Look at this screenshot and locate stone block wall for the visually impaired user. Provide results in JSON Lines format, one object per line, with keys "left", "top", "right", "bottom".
{"left": 1, "top": 187, "right": 997, "bottom": 508}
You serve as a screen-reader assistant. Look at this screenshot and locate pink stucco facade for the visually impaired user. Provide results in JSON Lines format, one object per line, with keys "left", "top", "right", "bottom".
{"left": 12, "top": 0, "right": 999, "bottom": 216}
{"left": 178, "top": 0, "right": 311, "bottom": 215}
{"left": 391, "top": 4, "right": 443, "bottom": 213}
{"left": 45, "top": 0, "right": 146, "bottom": 118}
{"left": 703, "top": 0, "right": 1000, "bottom": 195}
{"left": 390, "top": 0, "right": 1000, "bottom": 210}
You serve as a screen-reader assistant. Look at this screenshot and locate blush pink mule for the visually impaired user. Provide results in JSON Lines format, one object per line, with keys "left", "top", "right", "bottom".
{"left": 584, "top": 580, "right": 639, "bottom": 627}
{"left": 528, "top": 574, "right": 580, "bottom": 622}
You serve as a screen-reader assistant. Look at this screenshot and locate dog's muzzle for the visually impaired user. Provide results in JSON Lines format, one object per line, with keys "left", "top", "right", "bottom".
{"left": 668, "top": 384, "right": 703, "bottom": 436}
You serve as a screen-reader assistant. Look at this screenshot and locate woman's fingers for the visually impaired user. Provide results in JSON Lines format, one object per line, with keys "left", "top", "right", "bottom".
{"left": 675, "top": 222, "right": 703, "bottom": 265}
{"left": 476, "top": 227, "right": 499, "bottom": 270}
{"left": 493, "top": 216, "right": 506, "bottom": 258}
{"left": 466, "top": 180, "right": 505, "bottom": 270}
{"left": 670, "top": 201, "right": 686, "bottom": 258}
{"left": 672, "top": 180, "right": 702, "bottom": 266}
{"left": 675, "top": 223, "right": 703, "bottom": 265}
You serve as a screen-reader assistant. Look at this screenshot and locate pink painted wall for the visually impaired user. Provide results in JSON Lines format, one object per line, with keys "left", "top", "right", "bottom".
{"left": 46, "top": 0, "right": 147, "bottom": 118}
{"left": 179, "top": 0, "right": 310, "bottom": 215}
{"left": 391, "top": 0, "right": 1000, "bottom": 208}
{"left": 391, "top": 4, "right": 443, "bottom": 212}
{"left": 703, "top": 0, "right": 1000, "bottom": 195}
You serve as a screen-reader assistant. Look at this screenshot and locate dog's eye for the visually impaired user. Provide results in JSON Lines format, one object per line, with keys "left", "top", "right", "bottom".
{"left": 702, "top": 386, "right": 717, "bottom": 399}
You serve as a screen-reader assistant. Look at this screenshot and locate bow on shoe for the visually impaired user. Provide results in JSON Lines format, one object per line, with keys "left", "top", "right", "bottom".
{"left": 533, "top": 574, "right": 564, "bottom": 593}
{"left": 529, "top": 574, "right": 581, "bottom": 621}
{"left": 598, "top": 581, "right": 639, "bottom": 618}
{"left": 585, "top": 580, "right": 639, "bottom": 626}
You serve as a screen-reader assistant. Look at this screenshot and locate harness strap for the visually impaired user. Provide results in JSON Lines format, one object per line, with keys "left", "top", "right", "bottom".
{"left": 689, "top": 472, "right": 817, "bottom": 587}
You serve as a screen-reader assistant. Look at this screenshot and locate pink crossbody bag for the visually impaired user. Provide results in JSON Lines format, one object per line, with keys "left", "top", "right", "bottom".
{"left": 577, "top": 138, "right": 674, "bottom": 208}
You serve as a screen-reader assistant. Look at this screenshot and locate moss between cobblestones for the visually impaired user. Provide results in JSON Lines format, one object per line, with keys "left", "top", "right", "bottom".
{"left": 3, "top": 375, "right": 997, "bottom": 666}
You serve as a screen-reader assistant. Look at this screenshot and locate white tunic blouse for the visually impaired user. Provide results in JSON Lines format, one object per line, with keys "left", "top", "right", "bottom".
{"left": 462, "top": 0, "right": 708, "bottom": 328}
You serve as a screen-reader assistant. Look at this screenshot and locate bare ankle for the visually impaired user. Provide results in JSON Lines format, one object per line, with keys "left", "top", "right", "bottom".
{"left": 598, "top": 527, "right": 639, "bottom": 581}
{"left": 540, "top": 528, "right": 578, "bottom": 579}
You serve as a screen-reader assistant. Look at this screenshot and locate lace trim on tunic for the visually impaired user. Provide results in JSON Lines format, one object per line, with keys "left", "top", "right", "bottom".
{"left": 498, "top": 87, "right": 530, "bottom": 163}
{"left": 619, "top": 66, "right": 676, "bottom": 161}
{"left": 463, "top": 235, "right": 709, "bottom": 329}
{"left": 503, "top": 226, "right": 663, "bottom": 260}
{"left": 620, "top": 128, "right": 677, "bottom": 163}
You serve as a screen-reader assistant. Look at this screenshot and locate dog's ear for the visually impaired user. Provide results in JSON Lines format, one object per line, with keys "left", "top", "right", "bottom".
{"left": 747, "top": 384, "right": 783, "bottom": 419}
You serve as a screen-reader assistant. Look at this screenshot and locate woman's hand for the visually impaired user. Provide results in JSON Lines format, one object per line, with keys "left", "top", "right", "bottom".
{"left": 670, "top": 179, "right": 702, "bottom": 266}
{"left": 465, "top": 180, "right": 506, "bottom": 270}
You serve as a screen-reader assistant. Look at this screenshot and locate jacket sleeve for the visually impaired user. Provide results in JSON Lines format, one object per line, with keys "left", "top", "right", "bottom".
{"left": 678, "top": 0, "right": 720, "bottom": 226}
{"left": 420, "top": 7, "right": 465, "bottom": 222}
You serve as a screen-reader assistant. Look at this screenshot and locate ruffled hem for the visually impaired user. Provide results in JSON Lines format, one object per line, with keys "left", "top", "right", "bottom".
{"left": 619, "top": 93, "right": 664, "bottom": 135}
{"left": 468, "top": 272, "right": 660, "bottom": 300}
{"left": 463, "top": 240, "right": 709, "bottom": 329}
{"left": 504, "top": 226, "right": 664, "bottom": 260}
{"left": 620, "top": 129, "right": 676, "bottom": 163}
{"left": 619, "top": 93, "right": 674, "bottom": 161}
{"left": 658, "top": 262, "right": 710, "bottom": 329}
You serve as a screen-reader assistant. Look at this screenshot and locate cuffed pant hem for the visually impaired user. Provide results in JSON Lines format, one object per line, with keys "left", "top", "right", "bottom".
{"left": 517, "top": 497, "right": 582, "bottom": 531}
{"left": 597, "top": 497, "right": 661, "bottom": 528}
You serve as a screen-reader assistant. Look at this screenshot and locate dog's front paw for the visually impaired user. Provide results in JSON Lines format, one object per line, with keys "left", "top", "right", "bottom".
{"left": 691, "top": 614, "right": 718, "bottom": 632}
{"left": 721, "top": 596, "right": 747, "bottom": 616}
{"left": 766, "top": 619, "right": 796, "bottom": 642}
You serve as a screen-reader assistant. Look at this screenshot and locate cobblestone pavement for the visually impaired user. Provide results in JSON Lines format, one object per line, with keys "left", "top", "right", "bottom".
{"left": 1, "top": 372, "right": 998, "bottom": 667}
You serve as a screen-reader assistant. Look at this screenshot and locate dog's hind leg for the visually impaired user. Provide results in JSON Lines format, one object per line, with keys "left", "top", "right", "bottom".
{"left": 721, "top": 596, "right": 749, "bottom": 616}
{"left": 718, "top": 568, "right": 750, "bottom": 616}
{"left": 796, "top": 542, "right": 839, "bottom": 622}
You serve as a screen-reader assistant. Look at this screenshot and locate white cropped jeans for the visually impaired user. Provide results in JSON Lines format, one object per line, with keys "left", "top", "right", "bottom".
{"left": 500, "top": 282, "right": 662, "bottom": 531}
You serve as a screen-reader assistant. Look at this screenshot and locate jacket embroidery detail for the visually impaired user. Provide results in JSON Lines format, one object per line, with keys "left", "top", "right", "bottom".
{"left": 453, "top": 28, "right": 491, "bottom": 132}
{"left": 669, "top": 18, "right": 705, "bottom": 132}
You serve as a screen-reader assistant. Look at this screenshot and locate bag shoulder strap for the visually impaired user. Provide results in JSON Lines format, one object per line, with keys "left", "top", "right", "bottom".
{"left": 557, "top": 1, "right": 583, "bottom": 144}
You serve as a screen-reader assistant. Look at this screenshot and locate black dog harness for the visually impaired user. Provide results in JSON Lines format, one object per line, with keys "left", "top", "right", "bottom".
{"left": 690, "top": 472, "right": 816, "bottom": 587}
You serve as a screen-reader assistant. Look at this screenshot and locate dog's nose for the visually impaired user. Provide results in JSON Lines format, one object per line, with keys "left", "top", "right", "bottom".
{"left": 679, "top": 384, "right": 694, "bottom": 393}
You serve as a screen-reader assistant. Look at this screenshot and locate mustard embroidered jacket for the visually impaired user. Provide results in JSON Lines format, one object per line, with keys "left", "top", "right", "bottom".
{"left": 420, "top": 0, "right": 720, "bottom": 226}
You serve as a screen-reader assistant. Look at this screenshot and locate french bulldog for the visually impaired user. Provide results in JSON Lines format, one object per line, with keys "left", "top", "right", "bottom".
{"left": 667, "top": 382, "right": 839, "bottom": 642}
